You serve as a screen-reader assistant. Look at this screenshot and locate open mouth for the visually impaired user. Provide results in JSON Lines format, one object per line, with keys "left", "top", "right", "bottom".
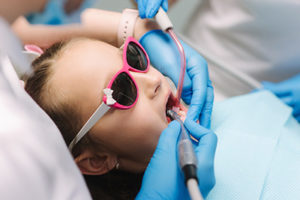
{"left": 165, "top": 93, "right": 187, "bottom": 123}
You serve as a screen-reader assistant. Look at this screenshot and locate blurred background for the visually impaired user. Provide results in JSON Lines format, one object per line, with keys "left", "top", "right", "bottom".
{"left": 93, "top": 0, "right": 199, "bottom": 33}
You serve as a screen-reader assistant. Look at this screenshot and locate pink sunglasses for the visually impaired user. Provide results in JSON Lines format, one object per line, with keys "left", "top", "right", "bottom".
{"left": 69, "top": 37, "right": 150, "bottom": 151}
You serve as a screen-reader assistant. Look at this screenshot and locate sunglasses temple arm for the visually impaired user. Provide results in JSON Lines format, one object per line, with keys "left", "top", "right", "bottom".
{"left": 68, "top": 103, "right": 111, "bottom": 151}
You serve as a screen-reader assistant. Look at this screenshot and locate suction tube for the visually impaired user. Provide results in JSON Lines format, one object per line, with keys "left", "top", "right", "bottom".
{"left": 155, "top": 8, "right": 186, "bottom": 106}
{"left": 167, "top": 29, "right": 186, "bottom": 106}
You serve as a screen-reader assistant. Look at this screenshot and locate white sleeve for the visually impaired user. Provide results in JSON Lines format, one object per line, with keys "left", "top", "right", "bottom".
{"left": 0, "top": 19, "right": 92, "bottom": 199}
{"left": 0, "top": 72, "right": 92, "bottom": 200}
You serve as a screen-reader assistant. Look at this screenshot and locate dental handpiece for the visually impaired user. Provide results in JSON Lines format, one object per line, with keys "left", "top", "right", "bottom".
{"left": 166, "top": 110, "right": 198, "bottom": 182}
{"left": 167, "top": 110, "right": 203, "bottom": 200}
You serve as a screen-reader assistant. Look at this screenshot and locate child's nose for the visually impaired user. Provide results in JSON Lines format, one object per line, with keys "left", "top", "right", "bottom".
{"left": 132, "top": 69, "right": 162, "bottom": 99}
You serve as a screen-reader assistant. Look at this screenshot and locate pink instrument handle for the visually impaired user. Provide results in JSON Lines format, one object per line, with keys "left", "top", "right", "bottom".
{"left": 167, "top": 29, "right": 186, "bottom": 106}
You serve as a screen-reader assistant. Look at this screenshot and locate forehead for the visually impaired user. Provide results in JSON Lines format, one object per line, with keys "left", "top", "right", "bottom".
{"left": 61, "top": 39, "right": 122, "bottom": 70}
{"left": 50, "top": 39, "right": 123, "bottom": 108}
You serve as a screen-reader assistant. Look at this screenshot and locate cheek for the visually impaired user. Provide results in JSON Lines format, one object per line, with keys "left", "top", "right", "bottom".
{"left": 116, "top": 108, "right": 165, "bottom": 151}
{"left": 91, "top": 92, "right": 168, "bottom": 162}
{"left": 123, "top": 104, "right": 168, "bottom": 154}
{"left": 98, "top": 103, "right": 167, "bottom": 158}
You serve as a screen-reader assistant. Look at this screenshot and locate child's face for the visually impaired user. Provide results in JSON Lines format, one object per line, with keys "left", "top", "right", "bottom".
{"left": 51, "top": 39, "right": 173, "bottom": 171}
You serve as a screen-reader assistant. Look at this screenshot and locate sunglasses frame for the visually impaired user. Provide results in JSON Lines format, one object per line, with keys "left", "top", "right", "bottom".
{"left": 69, "top": 37, "right": 150, "bottom": 151}
{"left": 103, "top": 36, "right": 150, "bottom": 109}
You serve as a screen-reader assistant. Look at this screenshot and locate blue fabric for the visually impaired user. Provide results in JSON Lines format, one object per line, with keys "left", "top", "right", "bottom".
{"left": 263, "top": 73, "right": 300, "bottom": 122}
{"left": 26, "top": 0, "right": 96, "bottom": 25}
{"left": 206, "top": 91, "right": 300, "bottom": 200}
{"left": 259, "top": 116, "right": 300, "bottom": 199}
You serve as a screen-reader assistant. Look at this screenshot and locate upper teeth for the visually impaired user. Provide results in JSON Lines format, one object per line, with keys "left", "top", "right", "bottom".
{"left": 172, "top": 106, "right": 180, "bottom": 113}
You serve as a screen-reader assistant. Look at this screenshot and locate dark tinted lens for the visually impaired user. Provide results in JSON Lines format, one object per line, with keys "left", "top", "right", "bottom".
{"left": 126, "top": 42, "right": 148, "bottom": 71}
{"left": 111, "top": 72, "right": 137, "bottom": 106}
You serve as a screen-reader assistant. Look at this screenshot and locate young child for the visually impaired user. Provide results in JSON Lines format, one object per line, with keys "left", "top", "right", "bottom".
{"left": 25, "top": 36, "right": 184, "bottom": 199}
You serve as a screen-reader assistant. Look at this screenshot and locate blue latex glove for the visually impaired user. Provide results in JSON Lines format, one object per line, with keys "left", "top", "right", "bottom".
{"left": 262, "top": 73, "right": 300, "bottom": 122}
{"left": 25, "top": 0, "right": 95, "bottom": 25}
{"left": 136, "top": 0, "right": 168, "bottom": 19}
{"left": 136, "top": 121, "right": 217, "bottom": 200}
{"left": 139, "top": 30, "right": 214, "bottom": 128}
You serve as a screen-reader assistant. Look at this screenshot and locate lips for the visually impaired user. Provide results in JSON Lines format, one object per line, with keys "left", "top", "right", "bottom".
{"left": 165, "top": 92, "right": 187, "bottom": 123}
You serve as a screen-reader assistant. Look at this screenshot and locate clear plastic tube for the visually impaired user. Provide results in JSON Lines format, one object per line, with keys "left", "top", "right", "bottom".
{"left": 167, "top": 28, "right": 186, "bottom": 106}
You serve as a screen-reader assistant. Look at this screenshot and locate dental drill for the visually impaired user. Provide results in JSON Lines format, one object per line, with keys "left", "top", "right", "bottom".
{"left": 154, "top": 8, "right": 186, "bottom": 106}
{"left": 166, "top": 110, "right": 203, "bottom": 200}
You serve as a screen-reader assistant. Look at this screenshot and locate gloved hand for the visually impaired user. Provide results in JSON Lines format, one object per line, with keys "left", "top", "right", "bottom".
{"left": 136, "top": 0, "right": 168, "bottom": 19}
{"left": 139, "top": 30, "right": 214, "bottom": 128}
{"left": 262, "top": 73, "right": 300, "bottom": 122}
{"left": 136, "top": 120, "right": 217, "bottom": 200}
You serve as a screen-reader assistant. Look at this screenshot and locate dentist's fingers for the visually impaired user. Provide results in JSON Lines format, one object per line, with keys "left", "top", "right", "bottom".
{"left": 195, "top": 131, "right": 217, "bottom": 198}
{"left": 145, "top": 0, "right": 166, "bottom": 18}
{"left": 185, "top": 117, "right": 217, "bottom": 198}
{"left": 195, "top": 131, "right": 218, "bottom": 162}
{"left": 199, "top": 80, "right": 214, "bottom": 129}
{"left": 184, "top": 118, "right": 212, "bottom": 140}
{"left": 162, "top": 0, "right": 168, "bottom": 12}
{"left": 186, "top": 54, "right": 209, "bottom": 123}
{"left": 137, "top": 0, "right": 146, "bottom": 18}
{"left": 184, "top": 118, "right": 217, "bottom": 171}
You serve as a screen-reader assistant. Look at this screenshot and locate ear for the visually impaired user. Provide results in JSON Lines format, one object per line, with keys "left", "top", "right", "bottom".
{"left": 75, "top": 149, "right": 118, "bottom": 175}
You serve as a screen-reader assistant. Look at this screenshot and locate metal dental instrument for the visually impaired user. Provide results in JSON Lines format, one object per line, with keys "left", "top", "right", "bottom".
{"left": 155, "top": 8, "right": 186, "bottom": 106}
{"left": 167, "top": 110, "right": 203, "bottom": 200}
